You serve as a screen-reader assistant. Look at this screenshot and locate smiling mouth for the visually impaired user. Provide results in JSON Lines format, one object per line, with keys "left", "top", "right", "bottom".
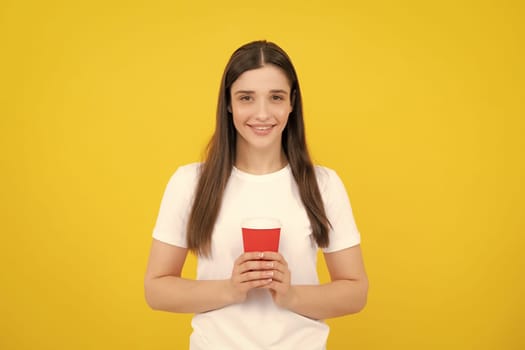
{"left": 247, "top": 124, "right": 275, "bottom": 135}
{"left": 251, "top": 125, "right": 273, "bottom": 131}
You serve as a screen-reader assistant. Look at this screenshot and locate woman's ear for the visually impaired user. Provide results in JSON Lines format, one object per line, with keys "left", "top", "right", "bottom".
{"left": 227, "top": 105, "right": 232, "bottom": 113}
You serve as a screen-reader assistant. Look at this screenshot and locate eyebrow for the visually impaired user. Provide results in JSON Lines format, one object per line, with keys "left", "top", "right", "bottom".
{"left": 233, "top": 89, "right": 289, "bottom": 95}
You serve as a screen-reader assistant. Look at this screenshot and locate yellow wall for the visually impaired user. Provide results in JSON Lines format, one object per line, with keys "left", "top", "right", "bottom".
{"left": 1, "top": 0, "right": 523, "bottom": 349}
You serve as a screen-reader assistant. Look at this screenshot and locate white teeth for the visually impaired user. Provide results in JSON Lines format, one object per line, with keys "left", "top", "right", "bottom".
{"left": 253, "top": 126, "right": 271, "bottom": 130}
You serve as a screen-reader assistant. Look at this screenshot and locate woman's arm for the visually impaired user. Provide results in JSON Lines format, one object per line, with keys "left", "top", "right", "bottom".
{"left": 144, "top": 239, "right": 274, "bottom": 313}
{"left": 144, "top": 239, "right": 231, "bottom": 313}
{"left": 265, "top": 245, "right": 368, "bottom": 320}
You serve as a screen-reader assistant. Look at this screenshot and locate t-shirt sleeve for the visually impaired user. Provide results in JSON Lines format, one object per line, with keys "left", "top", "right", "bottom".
{"left": 152, "top": 163, "right": 200, "bottom": 248}
{"left": 317, "top": 167, "right": 361, "bottom": 253}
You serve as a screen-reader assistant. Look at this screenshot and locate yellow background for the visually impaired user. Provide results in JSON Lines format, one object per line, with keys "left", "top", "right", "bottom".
{"left": 1, "top": 0, "right": 523, "bottom": 349}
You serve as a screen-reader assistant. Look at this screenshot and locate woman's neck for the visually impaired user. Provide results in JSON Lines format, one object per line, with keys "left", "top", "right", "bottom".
{"left": 234, "top": 146, "right": 288, "bottom": 175}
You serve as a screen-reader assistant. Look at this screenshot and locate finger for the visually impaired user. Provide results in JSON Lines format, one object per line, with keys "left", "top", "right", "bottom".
{"left": 239, "top": 260, "right": 282, "bottom": 272}
{"left": 241, "top": 270, "right": 275, "bottom": 283}
{"left": 263, "top": 261, "right": 287, "bottom": 276}
{"left": 231, "top": 269, "right": 271, "bottom": 288}
{"left": 246, "top": 278, "right": 273, "bottom": 289}
{"left": 266, "top": 270, "right": 290, "bottom": 284}
{"left": 237, "top": 260, "right": 274, "bottom": 274}
{"left": 258, "top": 251, "right": 281, "bottom": 261}
{"left": 260, "top": 252, "right": 288, "bottom": 266}
{"left": 235, "top": 252, "right": 264, "bottom": 265}
{"left": 261, "top": 280, "right": 283, "bottom": 293}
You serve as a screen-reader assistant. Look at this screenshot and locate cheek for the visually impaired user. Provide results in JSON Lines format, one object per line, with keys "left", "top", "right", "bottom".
{"left": 231, "top": 108, "right": 251, "bottom": 131}
{"left": 232, "top": 115, "right": 243, "bottom": 131}
{"left": 232, "top": 104, "right": 252, "bottom": 119}
{"left": 275, "top": 106, "right": 292, "bottom": 122}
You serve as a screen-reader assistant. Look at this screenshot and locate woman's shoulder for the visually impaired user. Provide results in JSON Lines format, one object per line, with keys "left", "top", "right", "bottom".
{"left": 175, "top": 162, "right": 202, "bottom": 174}
{"left": 168, "top": 162, "right": 203, "bottom": 185}
{"left": 313, "top": 164, "right": 339, "bottom": 183}
{"left": 313, "top": 165, "right": 353, "bottom": 205}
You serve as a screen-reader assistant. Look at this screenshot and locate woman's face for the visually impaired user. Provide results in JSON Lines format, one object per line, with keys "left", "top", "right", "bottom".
{"left": 230, "top": 65, "right": 293, "bottom": 154}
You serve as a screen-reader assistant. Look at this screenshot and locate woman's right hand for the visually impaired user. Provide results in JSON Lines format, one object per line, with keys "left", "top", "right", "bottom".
{"left": 229, "top": 252, "right": 274, "bottom": 303}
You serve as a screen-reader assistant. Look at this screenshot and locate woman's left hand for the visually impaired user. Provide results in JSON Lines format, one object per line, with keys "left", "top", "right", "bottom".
{"left": 260, "top": 252, "right": 296, "bottom": 309}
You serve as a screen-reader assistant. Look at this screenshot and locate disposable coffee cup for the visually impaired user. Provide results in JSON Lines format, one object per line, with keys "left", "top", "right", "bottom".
{"left": 241, "top": 218, "right": 281, "bottom": 252}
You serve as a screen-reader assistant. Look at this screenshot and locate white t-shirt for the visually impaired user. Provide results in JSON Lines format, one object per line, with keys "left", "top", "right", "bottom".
{"left": 153, "top": 163, "right": 361, "bottom": 350}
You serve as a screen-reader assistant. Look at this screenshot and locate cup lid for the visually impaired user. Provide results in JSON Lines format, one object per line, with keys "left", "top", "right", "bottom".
{"left": 241, "top": 217, "right": 281, "bottom": 229}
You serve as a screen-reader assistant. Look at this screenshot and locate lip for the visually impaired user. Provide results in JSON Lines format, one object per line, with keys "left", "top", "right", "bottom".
{"left": 248, "top": 124, "right": 275, "bottom": 136}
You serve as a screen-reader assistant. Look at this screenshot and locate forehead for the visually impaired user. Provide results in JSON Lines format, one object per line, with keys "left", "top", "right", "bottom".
{"left": 231, "top": 65, "right": 291, "bottom": 92}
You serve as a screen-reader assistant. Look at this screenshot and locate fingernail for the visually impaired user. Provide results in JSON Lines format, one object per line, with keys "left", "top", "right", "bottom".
{"left": 259, "top": 252, "right": 264, "bottom": 258}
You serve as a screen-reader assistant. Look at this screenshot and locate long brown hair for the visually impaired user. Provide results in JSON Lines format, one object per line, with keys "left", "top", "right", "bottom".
{"left": 187, "top": 40, "right": 331, "bottom": 256}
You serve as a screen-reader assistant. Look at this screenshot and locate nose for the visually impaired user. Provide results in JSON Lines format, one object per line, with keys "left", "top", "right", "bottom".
{"left": 255, "top": 99, "right": 270, "bottom": 121}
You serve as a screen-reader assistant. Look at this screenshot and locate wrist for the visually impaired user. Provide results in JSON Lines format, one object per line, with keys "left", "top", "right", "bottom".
{"left": 284, "top": 285, "right": 300, "bottom": 311}
{"left": 222, "top": 279, "right": 241, "bottom": 305}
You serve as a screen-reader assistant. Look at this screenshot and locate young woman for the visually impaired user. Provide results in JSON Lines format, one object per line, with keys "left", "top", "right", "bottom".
{"left": 144, "top": 40, "right": 368, "bottom": 349}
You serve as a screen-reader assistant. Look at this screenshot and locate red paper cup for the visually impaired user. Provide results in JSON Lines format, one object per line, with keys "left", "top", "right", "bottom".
{"left": 242, "top": 218, "right": 281, "bottom": 252}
